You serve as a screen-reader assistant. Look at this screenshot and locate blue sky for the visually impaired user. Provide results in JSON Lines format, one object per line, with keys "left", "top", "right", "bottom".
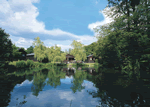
{"left": 0, "top": 0, "right": 114, "bottom": 51}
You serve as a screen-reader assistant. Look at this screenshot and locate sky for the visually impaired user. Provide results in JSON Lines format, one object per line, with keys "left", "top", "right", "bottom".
{"left": 0, "top": 0, "right": 114, "bottom": 52}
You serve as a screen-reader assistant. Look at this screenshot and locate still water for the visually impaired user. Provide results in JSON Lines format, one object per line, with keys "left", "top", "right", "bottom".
{"left": 1, "top": 66, "right": 150, "bottom": 107}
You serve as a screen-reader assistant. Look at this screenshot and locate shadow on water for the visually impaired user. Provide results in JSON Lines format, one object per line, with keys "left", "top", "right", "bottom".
{"left": 86, "top": 66, "right": 150, "bottom": 107}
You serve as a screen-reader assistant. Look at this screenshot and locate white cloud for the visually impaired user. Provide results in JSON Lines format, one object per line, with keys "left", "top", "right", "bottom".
{"left": 0, "top": 0, "right": 44, "bottom": 33}
{"left": 95, "top": 1, "right": 98, "bottom": 5}
{"left": 15, "top": 80, "right": 33, "bottom": 88}
{"left": 88, "top": 6, "right": 114, "bottom": 32}
{"left": 0, "top": 0, "right": 98, "bottom": 50}
{"left": 10, "top": 35, "right": 34, "bottom": 49}
{"left": 59, "top": 91, "right": 76, "bottom": 101}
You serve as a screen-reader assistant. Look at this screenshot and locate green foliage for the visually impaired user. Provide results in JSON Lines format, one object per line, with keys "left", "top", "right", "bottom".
{"left": 0, "top": 27, "right": 13, "bottom": 69}
{"left": 93, "top": 0, "right": 150, "bottom": 73}
{"left": 12, "top": 44, "right": 22, "bottom": 60}
{"left": 84, "top": 42, "right": 97, "bottom": 56}
{"left": 32, "top": 37, "right": 47, "bottom": 62}
{"left": 71, "top": 71, "right": 87, "bottom": 93}
{"left": 70, "top": 40, "right": 86, "bottom": 62}
{"left": 16, "top": 60, "right": 26, "bottom": 68}
{"left": 95, "top": 59, "right": 98, "bottom": 63}
{"left": 31, "top": 72, "right": 47, "bottom": 96}
{"left": 76, "top": 63, "right": 88, "bottom": 66}
{"left": 26, "top": 59, "right": 34, "bottom": 67}
{"left": 26, "top": 46, "right": 34, "bottom": 54}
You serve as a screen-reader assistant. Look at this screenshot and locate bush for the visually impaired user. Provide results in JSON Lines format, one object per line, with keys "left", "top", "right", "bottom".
{"left": 56, "top": 63, "right": 66, "bottom": 66}
{"left": 26, "top": 59, "right": 34, "bottom": 67}
{"left": 9, "top": 61, "right": 17, "bottom": 66}
{"left": 16, "top": 60, "right": 26, "bottom": 68}
{"left": 76, "top": 63, "right": 87, "bottom": 66}
{"left": 32, "top": 62, "right": 44, "bottom": 68}
{"left": 95, "top": 59, "right": 98, "bottom": 63}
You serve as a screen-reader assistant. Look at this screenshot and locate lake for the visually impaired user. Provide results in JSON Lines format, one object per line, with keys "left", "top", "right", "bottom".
{"left": 1, "top": 66, "right": 150, "bottom": 107}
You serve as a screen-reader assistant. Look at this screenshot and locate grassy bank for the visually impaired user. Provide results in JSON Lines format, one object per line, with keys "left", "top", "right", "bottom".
{"left": 9, "top": 60, "right": 100, "bottom": 68}
{"left": 8, "top": 59, "right": 61, "bottom": 69}
{"left": 67, "top": 63, "right": 100, "bottom": 67}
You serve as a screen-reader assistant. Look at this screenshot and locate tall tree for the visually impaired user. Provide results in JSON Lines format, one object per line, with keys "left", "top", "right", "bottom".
{"left": 32, "top": 37, "right": 47, "bottom": 62}
{"left": 70, "top": 40, "right": 86, "bottom": 62}
{"left": 0, "top": 28, "right": 13, "bottom": 70}
{"left": 46, "top": 44, "right": 66, "bottom": 63}
{"left": 26, "top": 46, "right": 34, "bottom": 54}
{"left": 11, "top": 44, "right": 22, "bottom": 61}
{"left": 106, "top": 0, "right": 141, "bottom": 31}
{"left": 84, "top": 42, "right": 97, "bottom": 56}
{"left": 18, "top": 47, "right": 27, "bottom": 60}
{"left": 94, "top": 0, "right": 150, "bottom": 70}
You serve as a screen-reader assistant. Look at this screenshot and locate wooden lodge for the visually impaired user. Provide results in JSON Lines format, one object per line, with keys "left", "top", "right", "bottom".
{"left": 63, "top": 54, "right": 75, "bottom": 63}
{"left": 26, "top": 53, "right": 96, "bottom": 63}
{"left": 26, "top": 53, "right": 48, "bottom": 63}
{"left": 84, "top": 54, "right": 95, "bottom": 63}
{"left": 26, "top": 53, "right": 38, "bottom": 62}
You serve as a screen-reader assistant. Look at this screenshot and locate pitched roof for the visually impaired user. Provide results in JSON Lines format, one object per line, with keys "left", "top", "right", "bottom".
{"left": 66, "top": 54, "right": 74, "bottom": 58}
{"left": 87, "top": 54, "right": 93, "bottom": 57}
{"left": 26, "top": 53, "right": 34, "bottom": 56}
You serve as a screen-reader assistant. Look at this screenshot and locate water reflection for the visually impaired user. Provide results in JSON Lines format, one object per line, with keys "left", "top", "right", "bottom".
{"left": 87, "top": 67, "right": 150, "bottom": 106}
{"left": 6, "top": 67, "right": 99, "bottom": 107}
{"left": 2, "top": 66, "right": 150, "bottom": 107}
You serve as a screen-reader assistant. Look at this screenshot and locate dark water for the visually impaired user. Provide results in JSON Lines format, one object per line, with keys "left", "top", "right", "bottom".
{"left": 1, "top": 66, "right": 150, "bottom": 107}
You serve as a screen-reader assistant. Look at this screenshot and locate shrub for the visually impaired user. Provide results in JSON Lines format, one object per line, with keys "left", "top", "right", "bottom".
{"left": 95, "top": 59, "right": 98, "bottom": 63}
{"left": 56, "top": 63, "right": 66, "bottom": 66}
{"left": 45, "top": 63, "right": 55, "bottom": 67}
{"left": 26, "top": 59, "right": 34, "bottom": 67}
{"left": 9, "top": 61, "right": 17, "bottom": 66}
{"left": 76, "top": 63, "right": 87, "bottom": 66}
{"left": 16, "top": 60, "right": 26, "bottom": 68}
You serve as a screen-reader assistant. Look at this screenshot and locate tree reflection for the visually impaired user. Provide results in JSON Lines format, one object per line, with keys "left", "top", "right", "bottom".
{"left": 86, "top": 67, "right": 150, "bottom": 106}
{"left": 0, "top": 74, "right": 26, "bottom": 107}
{"left": 46, "top": 67, "right": 66, "bottom": 88}
{"left": 31, "top": 72, "right": 47, "bottom": 97}
{"left": 71, "top": 70, "right": 87, "bottom": 93}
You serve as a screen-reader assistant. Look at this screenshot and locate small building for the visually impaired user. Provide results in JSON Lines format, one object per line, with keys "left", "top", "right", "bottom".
{"left": 26, "top": 53, "right": 38, "bottom": 62}
{"left": 26, "top": 53, "right": 48, "bottom": 63}
{"left": 85, "top": 54, "right": 95, "bottom": 63}
{"left": 63, "top": 54, "right": 75, "bottom": 63}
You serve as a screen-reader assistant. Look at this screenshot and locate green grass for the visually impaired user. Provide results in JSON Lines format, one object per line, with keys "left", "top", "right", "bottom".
{"left": 67, "top": 63, "right": 100, "bottom": 67}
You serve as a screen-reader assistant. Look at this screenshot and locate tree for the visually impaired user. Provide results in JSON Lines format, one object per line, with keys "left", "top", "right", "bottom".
{"left": 32, "top": 37, "right": 47, "bottom": 62}
{"left": 0, "top": 28, "right": 13, "bottom": 70}
{"left": 70, "top": 40, "right": 86, "bottom": 62}
{"left": 18, "top": 47, "right": 27, "bottom": 60}
{"left": 26, "top": 46, "right": 34, "bottom": 54}
{"left": 94, "top": 0, "right": 150, "bottom": 70}
{"left": 46, "top": 44, "right": 65, "bottom": 63}
{"left": 11, "top": 44, "right": 24, "bottom": 61}
{"left": 84, "top": 42, "right": 97, "bottom": 56}
{"left": 60, "top": 53, "right": 66, "bottom": 63}
{"left": 69, "top": 48, "right": 72, "bottom": 54}
{"left": 106, "top": 0, "right": 141, "bottom": 31}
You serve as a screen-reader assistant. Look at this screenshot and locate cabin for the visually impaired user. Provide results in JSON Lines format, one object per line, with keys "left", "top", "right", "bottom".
{"left": 63, "top": 54, "right": 75, "bottom": 63}
{"left": 26, "top": 53, "right": 38, "bottom": 62}
{"left": 26, "top": 53, "right": 49, "bottom": 63}
{"left": 85, "top": 54, "right": 95, "bottom": 63}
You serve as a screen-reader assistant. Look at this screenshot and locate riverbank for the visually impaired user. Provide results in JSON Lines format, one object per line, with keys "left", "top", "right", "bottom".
{"left": 9, "top": 60, "right": 100, "bottom": 68}
{"left": 67, "top": 63, "right": 100, "bottom": 67}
